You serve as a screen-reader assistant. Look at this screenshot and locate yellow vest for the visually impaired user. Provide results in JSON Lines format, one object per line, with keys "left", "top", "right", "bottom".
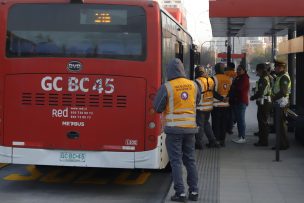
{"left": 196, "top": 77, "right": 214, "bottom": 111}
{"left": 213, "top": 74, "right": 231, "bottom": 107}
{"left": 255, "top": 76, "right": 272, "bottom": 95}
{"left": 164, "top": 78, "right": 197, "bottom": 128}
{"left": 273, "top": 72, "right": 291, "bottom": 97}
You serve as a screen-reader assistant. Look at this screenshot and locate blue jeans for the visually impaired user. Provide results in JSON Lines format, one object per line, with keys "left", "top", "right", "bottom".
{"left": 166, "top": 133, "right": 198, "bottom": 195}
{"left": 233, "top": 103, "right": 247, "bottom": 139}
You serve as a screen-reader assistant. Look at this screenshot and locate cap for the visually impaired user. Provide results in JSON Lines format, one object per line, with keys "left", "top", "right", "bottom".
{"left": 274, "top": 60, "right": 286, "bottom": 67}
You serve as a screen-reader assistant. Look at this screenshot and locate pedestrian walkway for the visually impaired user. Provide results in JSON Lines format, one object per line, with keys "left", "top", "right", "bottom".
{"left": 164, "top": 99, "right": 304, "bottom": 203}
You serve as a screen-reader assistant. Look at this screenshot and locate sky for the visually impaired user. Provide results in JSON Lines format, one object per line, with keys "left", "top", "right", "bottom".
{"left": 183, "top": 0, "right": 212, "bottom": 45}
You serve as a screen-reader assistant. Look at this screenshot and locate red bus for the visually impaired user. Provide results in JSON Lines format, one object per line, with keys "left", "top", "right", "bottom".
{"left": 165, "top": 7, "right": 187, "bottom": 29}
{"left": 0, "top": 0, "right": 195, "bottom": 169}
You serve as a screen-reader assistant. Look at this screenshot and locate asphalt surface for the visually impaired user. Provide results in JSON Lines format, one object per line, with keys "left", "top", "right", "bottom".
{"left": 0, "top": 164, "right": 172, "bottom": 203}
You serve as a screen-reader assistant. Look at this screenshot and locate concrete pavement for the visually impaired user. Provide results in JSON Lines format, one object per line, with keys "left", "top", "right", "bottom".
{"left": 165, "top": 98, "right": 304, "bottom": 203}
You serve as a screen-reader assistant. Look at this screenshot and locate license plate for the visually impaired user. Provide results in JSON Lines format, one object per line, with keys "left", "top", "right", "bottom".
{"left": 59, "top": 152, "right": 86, "bottom": 162}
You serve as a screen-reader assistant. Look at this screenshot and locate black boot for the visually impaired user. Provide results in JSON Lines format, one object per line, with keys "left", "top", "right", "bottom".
{"left": 171, "top": 193, "right": 186, "bottom": 202}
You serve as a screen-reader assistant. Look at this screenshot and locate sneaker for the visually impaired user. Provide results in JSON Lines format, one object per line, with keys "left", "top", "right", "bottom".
{"left": 232, "top": 138, "right": 246, "bottom": 144}
{"left": 171, "top": 193, "right": 186, "bottom": 202}
{"left": 188, "top": 192, "right": 198, "bottom": 201}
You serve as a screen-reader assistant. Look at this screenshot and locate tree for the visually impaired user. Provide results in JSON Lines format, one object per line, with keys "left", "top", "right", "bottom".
{"left": 200, "top": 47, "right": 215, "bottom": 66}
{"left": 247, "top": 44, "right": 272, "bottom": 70}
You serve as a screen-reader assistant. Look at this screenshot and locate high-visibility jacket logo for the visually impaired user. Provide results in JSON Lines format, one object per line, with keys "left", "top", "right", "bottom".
{"left": 181, "top": 92, "right": 189, "bottom": 100}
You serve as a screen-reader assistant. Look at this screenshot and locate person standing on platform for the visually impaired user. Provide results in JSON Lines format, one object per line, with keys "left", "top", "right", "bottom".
{"left": 211, "top": 63, "right": 232, "bottom": 147}
{"left": 225, "top": 62, "right": 237, "bottom": 134}
{"left": 229, "top": 64, "right": 250, "bottom": 144}
{"left": 266, "top": 63, "right": 277, "bottom": 134}
{"left": 195, "top": 66, "right": 219, "bottom": 149}
{"left": 250, "top": 63, "right": 272, "bottom": 146}
{"left": 153, "top": 58, "right": 200, "bottom": 202}
{"left": 271, "top": 60, "right": 291, "bottom": 150}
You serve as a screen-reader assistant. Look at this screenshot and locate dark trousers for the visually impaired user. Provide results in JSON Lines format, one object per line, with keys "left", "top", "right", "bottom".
{"left": 166, "top": 133, "right": 198, "bottom": 195}
{"left": 211, "top": 107, "right": 229, "bottom": 143}
{"left": 274, "top": 107, "right": 289, "bottom": 148}
{"left": 226, "top": 106, "right": 235, "bottom": 132}
{"left": 195, "top": 110, "right": 216, "bottom": 146}
{"left": 257, "top": 102, "right": 271, "bottom": 144}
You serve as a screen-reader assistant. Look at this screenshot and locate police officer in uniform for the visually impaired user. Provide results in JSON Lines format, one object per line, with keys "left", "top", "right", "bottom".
{"left": 195, "top": 66, "right": 219, "bottom": 149}
{"left": 250, "top": 63, "right": 272, "bottom": 146}
{"left": 271, "top": 60, "right": 291, "bottom": 150}
{"left": 153, "top": 58, "right": 200, "bottom": 202}
{"left": 211, "top": 63, "right": 232, "bottom": 147}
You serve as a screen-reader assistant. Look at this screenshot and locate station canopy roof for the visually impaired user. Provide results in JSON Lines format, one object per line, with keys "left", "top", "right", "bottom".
{"left": 209, "top": 0, "right": 304, "bottom": 37}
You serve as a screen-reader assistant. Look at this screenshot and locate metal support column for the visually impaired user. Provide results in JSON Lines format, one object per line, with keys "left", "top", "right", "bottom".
{"left": 288, "top": 26, "right": 297, "bottom": 106}
{"left": 227, "top": 37, "right": 232, "bottom": 64}
{"left": 271, "top": 34, "right": 277, "bottom": 61}
{"left": 295, "top": 22, "right": 304, "bottom": 143}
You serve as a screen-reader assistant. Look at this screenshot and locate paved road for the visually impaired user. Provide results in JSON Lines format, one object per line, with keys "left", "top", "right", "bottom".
{"left": 0, "top": 164, "right": 171, "bottom": 203}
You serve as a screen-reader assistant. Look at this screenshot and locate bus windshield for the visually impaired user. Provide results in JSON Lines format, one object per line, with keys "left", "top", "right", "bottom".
{"left": 6, "top": 4, "right": 147, "bottom": 61}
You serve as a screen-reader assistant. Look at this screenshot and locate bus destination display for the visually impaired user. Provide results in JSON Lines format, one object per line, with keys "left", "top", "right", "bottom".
{"left": 80, "top": 9, "right": 127, "bottom": 25}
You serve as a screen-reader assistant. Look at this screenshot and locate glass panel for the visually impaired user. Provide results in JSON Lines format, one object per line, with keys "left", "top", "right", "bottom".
{"left": 6, "top": 4, "right": 146, "bottom": 61}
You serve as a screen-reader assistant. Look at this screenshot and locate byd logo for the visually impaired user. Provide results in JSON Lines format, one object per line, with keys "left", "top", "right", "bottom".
{"left": 67, "top": 61, "right": 83, "bottom": 72}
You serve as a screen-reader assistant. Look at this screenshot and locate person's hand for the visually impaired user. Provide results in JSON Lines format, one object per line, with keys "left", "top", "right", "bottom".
{"left": 223, "top": 97, "right": 229, "bottom": 103}
{"left": 250, "top": 96, "right": 254, "bottom": 101}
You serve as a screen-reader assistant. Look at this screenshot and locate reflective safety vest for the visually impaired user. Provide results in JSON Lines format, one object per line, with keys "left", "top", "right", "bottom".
{"left": 164, "top": 78, "right": 197, "bottom": 128}
{"left": 212, "top": 74, "right": 231, "bottom": 107}
{"left": 255, "top": 76, "right": 272, "bottom": 103}
{"left": 273, "top": 72, "right": 291, "bottom": 98}
{"left": 196, "top": 76, "right": 214, "bottom": 111}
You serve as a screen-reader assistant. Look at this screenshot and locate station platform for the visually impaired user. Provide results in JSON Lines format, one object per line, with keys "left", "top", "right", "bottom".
{"left": 165, "top": 94, "right": 304, "bottom": 203}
